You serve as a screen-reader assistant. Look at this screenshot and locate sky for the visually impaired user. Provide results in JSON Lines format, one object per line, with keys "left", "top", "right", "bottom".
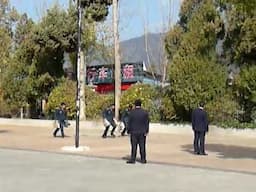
{"left": 9, "top": 0, "right": 182, "bottom": 41}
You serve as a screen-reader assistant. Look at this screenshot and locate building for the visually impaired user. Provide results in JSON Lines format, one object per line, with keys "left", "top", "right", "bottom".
{"left": 86, "top": 62, "right": 161, "bottom": 93}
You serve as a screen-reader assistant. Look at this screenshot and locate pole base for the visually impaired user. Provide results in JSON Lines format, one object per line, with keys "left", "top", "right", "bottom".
{"left": 61, "top": 146, "right": 90, "bottom": 152}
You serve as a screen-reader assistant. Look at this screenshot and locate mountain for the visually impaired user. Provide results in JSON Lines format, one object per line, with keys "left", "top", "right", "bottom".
{"left": 88, "top": 33, "right": 165, "bottom": 74}
{"left": 120, "top": 33, "right": 165, "bottom": 73}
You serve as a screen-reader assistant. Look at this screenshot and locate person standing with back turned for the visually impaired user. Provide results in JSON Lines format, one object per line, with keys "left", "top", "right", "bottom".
{"left": 127, "top": 99, "right": 149, "bottom": 164}
{"left": 192, "top": 101, "right": 209, "bottom": 155}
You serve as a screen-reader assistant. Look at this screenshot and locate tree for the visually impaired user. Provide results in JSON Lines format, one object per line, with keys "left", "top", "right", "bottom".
{"left": 169, "top": 56, "right": 226, "bottom": 114}
{"left": 234, "top": 66, "right": 256, "bottom": 122}
{"left": 221, "top": 0, "right": 256, "bottom": 66}
{"left": 0, "top": 0, "right": 19, "bottom": 112}
{"left": 179, "top": 0, "right": 203, "bottom": 31}
{"left": 165, "top": 24, "right": 183, "bottom": 60}
{"left": 1, "top": 61, "right": 28, "bottom": 108}
{"left": 0, "top": 0, "right": 115, "bottom": 118}
{"left": 81, "top": 0, "right": 113, "bottom": 21}
{"left": 220, "top": 0, "right": 256, "bottom": 123}
{"left": 0, "top": 0, "right": 18, "bottom": 75}
{"left": 165, "top": 0, "right": 227, "bottom": 120}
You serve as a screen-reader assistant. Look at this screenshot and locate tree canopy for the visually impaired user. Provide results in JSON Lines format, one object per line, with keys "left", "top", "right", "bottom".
{"left": 0, "top": 0, "right": 113, "bottom": 118}
{"left": 165, "top": 0, "right": 256, "bottom": 123}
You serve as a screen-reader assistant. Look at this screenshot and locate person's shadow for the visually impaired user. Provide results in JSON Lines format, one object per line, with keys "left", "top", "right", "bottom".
{"left": 182, "top": 144, "right": 256, "bottom": 159}
{"left": 122, "top": 155, "right": 143, "bottom": 163}
{"left": 0, "top": 130, "right": 10, "bottom": 134}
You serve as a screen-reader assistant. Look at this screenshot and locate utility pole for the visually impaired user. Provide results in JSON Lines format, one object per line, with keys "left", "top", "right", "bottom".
{"left": 113, "top": 0, "right": 121, "bottom": 120}
{"left": 75, "top": 0, "right": 82, "bottom": 148}
{"left": 80, "top": 51, "right": 86, "bottom": 120}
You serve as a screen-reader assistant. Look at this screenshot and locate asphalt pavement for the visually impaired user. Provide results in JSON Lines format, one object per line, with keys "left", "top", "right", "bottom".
{"left": 0, "top": 148, "right": 255, "bottom": 192}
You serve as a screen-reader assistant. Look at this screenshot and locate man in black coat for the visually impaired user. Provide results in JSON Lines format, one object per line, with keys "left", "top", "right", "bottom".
{"left": 192, "top": 102, "right": 209, "bottom": 155}
{"left": 127, "top": 99, "right": 149, "bottom": 164}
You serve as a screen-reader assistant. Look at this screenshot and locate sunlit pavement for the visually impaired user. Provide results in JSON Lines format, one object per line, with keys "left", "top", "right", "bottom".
{"left": 0, "top": 148, "right": 255, "bottom": 192}
{"left": 1, "top": 122, "right": 256, "bottom": 175}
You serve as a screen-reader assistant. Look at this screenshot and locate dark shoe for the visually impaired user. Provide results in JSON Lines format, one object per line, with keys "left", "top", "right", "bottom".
{"left": 141, "top": 160, "right": 147, "bottom": 164}
{"left": 121, "top": 132, "right": 125, "bottom": 136}
{"left": 53, "top": 133, "right": 56, "bottom": 137}
{"left": 126, "top": 160, "right": 135, "bottom": 164}
{"left": 194, "top": 151, "right": 200, "bottom": 155}
{"left": 200, "top": 152, "right": 208, "bottom": 156}
{"left": 102, "top": 135, "right": 107, "bottom": 139}
{"left": 110, "top": 134, "right": 116, "bottom": 138}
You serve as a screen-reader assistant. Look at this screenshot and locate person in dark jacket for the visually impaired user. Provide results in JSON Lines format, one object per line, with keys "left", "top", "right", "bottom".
{"left": 102, "top": 104, "right": 117, "bottom": 138}
{"left": 120, "top": 104, "right": 133, "bottom": 136}
{"left": 192, "top": 101, "right": 209, "bottom": 155}
{"left": 127, "top": 99, "right": 149, "bottom": 164}
{"left": 53, "top": 102, "right": 67, "bottom": 138}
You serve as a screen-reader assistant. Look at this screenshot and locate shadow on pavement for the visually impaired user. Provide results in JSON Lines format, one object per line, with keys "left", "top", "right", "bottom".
{"left": 122, "top": 155, "right": 144, "bottom": 163}
{"left": 0, "top": 130, "right": 10, "bottom": 134}
{"left": 182, "top": 144, "right": 256, "bottom": 159}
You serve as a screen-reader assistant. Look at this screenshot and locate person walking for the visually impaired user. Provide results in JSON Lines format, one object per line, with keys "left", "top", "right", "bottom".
{"left": 120, "top": 104, "right": 133, "bottom": 136}
{"left": 53, "top": 102, "right": 68, "bottom": 138}
{"left": 102, "top": 104, "right": 117, "bottom": 138}
{"left": 192, "top": 101, "right": 209, "bottom": 155}
{"left": 127, "top": 99, "right": 149, "bottom": 164}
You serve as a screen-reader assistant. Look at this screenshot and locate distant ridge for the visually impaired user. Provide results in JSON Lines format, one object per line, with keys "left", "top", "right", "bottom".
{"left": 88, "top": 33, "right": 165, "bottom": 74}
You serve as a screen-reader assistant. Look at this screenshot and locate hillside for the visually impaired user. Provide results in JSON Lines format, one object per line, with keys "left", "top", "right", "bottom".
{"left": 88, "top": 33, "right": 165, "bottom": 73}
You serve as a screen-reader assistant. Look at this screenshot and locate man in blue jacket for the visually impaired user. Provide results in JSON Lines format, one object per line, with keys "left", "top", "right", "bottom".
{"left": 102, "top": 104, "right": 117, "bottom": 138}
{"left": 120, "top": 104, "right": 133, "bottom": 136}
{"left": 127, "top": 99, "right": 149, "bottom": 164}
{"left": 192, "top": 101, "right": 209, "bottom": 155}
{"left": 53, "top": 102, "right": 67, "bottom": 138}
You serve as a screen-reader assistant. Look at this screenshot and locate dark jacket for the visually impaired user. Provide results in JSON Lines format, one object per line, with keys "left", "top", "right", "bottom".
{"left": 128, "top": 107, "right": 149, "bottom": 134}
{"left": 102, "top": 108, "right": 115, "bottom": 124}
{"left": 55, "top": 108, "right": 67, "bottom": 122}
{"left": 192, "top": 108, "right": 209, "bottom": 132}
{"left": 121, "top": 109, "right": 130, "bottom": 124}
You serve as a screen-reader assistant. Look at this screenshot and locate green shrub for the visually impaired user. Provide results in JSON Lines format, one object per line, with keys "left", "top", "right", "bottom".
{"left": 234, "top": 66, "right": 256, "bottom": 122}
{"left": 85, "top": 87, "right": 114, "bottom": 119}
{"left": 205, "top": 93, "right": 239, "bottom": 123}
{"left": 46, "top": 79, "right": 76, "bottom": 119}
{"left": 0, "top": 99, "right": 13, "bottom": 118}
{"left": 159, "top": 95, "right": 176, "bottom": 121}
{"left": 218, "top": 120, "right": 256, "bottom": 129}
{"left": 120, "top": 83, "right": 160, "bottom": 122}
{"left": 46, "top": 79, "right": 114, "bottom": 120}
{"left": 250, "top": 108, "right": 256, "bottom": 123}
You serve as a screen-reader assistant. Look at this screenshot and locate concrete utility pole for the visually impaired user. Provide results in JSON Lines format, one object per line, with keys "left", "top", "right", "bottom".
{"left": 113, "top": 0, "right": 121, "bottom": 120}
{"left": 80, "top": 51, "right": 86, "bottom": 120}
{"left": 75, "top": 0, "right": 82, "bottom": 148}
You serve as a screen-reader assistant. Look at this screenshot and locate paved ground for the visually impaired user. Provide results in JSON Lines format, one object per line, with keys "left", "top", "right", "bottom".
{"left": 1, "top": 123, "right": 256, "bottom": 174}
{"left": 1, "top": 123, "right": 256, "bottom": 191}
{"left": 0, "top": 148, "right": 255, "bottom": 192}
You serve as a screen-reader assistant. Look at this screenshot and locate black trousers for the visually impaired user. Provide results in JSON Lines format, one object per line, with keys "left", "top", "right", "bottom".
{"left": 193, "top": 131, "right": 206, "bottom": 153}
{"left": 102, "top": 122, "right": 116, "bottom": 137}
{"left": 53, "top": 121, "right": 64, "bottom": 137}
{"left": 130, "top": 133, "right": 146, "bottom": 161}
{"left": 121, "top": 121, "right": 128, "bottom": 135}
